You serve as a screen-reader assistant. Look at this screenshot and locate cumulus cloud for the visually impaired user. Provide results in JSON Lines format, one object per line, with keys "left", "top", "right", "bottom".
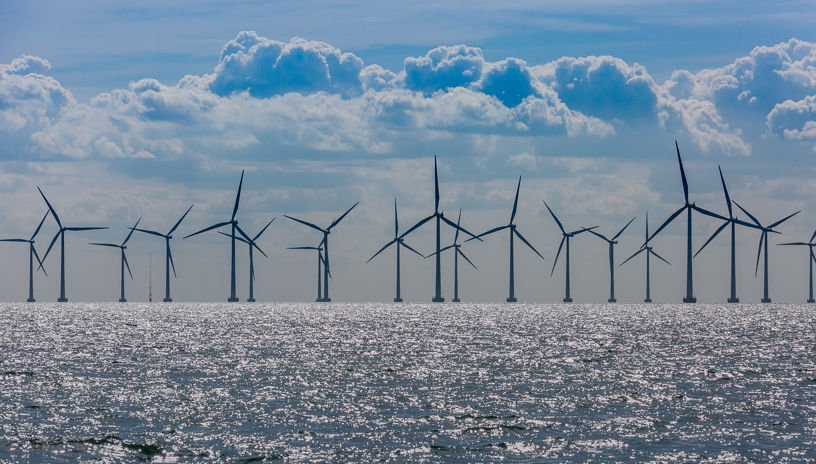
{"left": 0, "top": 55, "right": 75, "bottom": 132}
{"left": 767, "top": 95, "right": 816, "bottom": 141}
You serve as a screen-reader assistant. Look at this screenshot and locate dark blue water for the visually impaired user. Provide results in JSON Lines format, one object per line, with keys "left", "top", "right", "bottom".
{"left": 1, "top": 303, "right": 815, "bottom": 462}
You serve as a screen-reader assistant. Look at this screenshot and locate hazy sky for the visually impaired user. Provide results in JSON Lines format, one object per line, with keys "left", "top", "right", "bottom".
{"left": 2, "top": 0, "right": 816, "bottom": 303}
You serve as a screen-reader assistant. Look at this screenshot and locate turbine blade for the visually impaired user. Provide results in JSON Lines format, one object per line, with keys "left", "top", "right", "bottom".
{"left": 440, "top": 214, "right": 480, "bottom": 241}
{"left": 514, "top": 228, "right": 545, "bottom": 261}
{"left": 287, "top": 246, "right": 319, "bottom": 250}
{"left": 32, "top": 246, "right": 46, "bottom": 276}
{"left": 465, "top": 225, "right": 508, "bottom": 243}
{"left": 571, "top": 226, "right": 598, "bottom": 236}
{"left": 329, "top": 202, "right": 359, "bottom": 230}
{"left": 65, "top": 227, "right": 108, "bottom": 231}
{"left": 424, "top": 244, "right": 455, "bottom": 259}
{"left": 755, "top": 232, "right": 764, "bottom": 277}
{"left": 586, "top": 229, "right": 610, "bottom": 242}
{"left": 367, "top": 238, "right": 397, "bottom": 263}
{"left": 769, "top": 210, "right": 800, "bottom": 229}
{"left": 453, "top": 209, "right": 462, "bottom": 244}
{"left": 394, "top": 198, "right": 399, "bottom": 237}
{"left": 231, "top": 169, "right": 244, "bottom": 221}
{"left": 650, "top": 248, "right": 671, "bottom": 265}
{"left": 551, "top": 236, "right": 565, "bottom": 276}
{"left": 0, "top": 238, "right": 30, "bottom": 242}
{"left": 31, "top": 210, "right": 49, "bottom": 240}
{"left": 40, "top": 231, "right": 61, "bottom": 267}
{"left": 284, "top": 215, "right": 325, "bottom": 233}
{"left": 734, "top": 218, "right": 761, "bottom": 230}
{"left": 691, "top": 205, "right": 727, "bottom": 222}
{"left": 434, "top": 155, "right": 440, "bottom": 213}
{"left": 89, "top": 242, "right": 121, "bottom": 248}
{"left": 718, "top": 165, "right": 733, "bottom": 218}
{"left": 778, "top": 242, "right": 808, "bottom": 246}
{"left": 693, "top": 220, "right": 729, "bottom": 259}
{"left": 510, "top": 176, "right": 521, "bottom": 223}
{"left": 37, "top": 186, "right": 61, "bottom": 228}
{"left": 400, "top": 240, "right": 424, "bottom": 258}
{"left": 810, "top": 229, "right": 816, "bottom": 244}
{"left": 123, "top": 252, "right": 133, "bottom": 280}
{"left": 168, "top": 204, "right": 194, "bottom": 235}
{"left": 732, "top": 200, "right": 761, "bottom": 228}
{"left": 122, "top": 218, "right": 141, "bottom": 246}
{"left": 811, "top": 247, "right": 816, "bottom": 264}
{"left": 612, "top": 217, "right": 636, "bottom": 241}
{"left": 645, "top": 212, "right": 649, "bottom": 241}
{"left": 218, "top": 230, "right": 248, "bottom": 244}
{"left": 184, "top": 221, "right": 230, "bottom": 239}
{"left": 619, "top": 247, "right": 645, "bottom": 267}
{"left": 253, "top": 217, "right": 276, "bottom": 241}
{"left": 132, "top": 227, "right": 165, "bottom": 238}
{"left": 543, "top": 201, "right": 566, "bottom": 234}
{"left": 168, "top": 247, "right": 177, "bottom": 278}
{"left": 647, "top": 206, "right": 685, "bottom": 245}
{"left": 458, "top": 248, "right": 477, "bottom": 270}
{"left": 676, "top": 141, "right": 689, "bottom": 204}
{"left": 234, "top": 223, "right": 253, "bottom": 245}
{"left": 399, "top": 214, "right": 434, "bottom": 239}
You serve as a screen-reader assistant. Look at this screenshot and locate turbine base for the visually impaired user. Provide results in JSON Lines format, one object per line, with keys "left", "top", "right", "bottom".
{"left": 452, "top": 298, "right": 460, "bottom": 302}
{"left": 163, "top": 298, "right": 172, "bottom": 302}
{"left": 506, "top": 297, "right": 517, "bottom": 303}
{"left": 246, "top": 298, "right": 255, "bottom": 302}
{"left": 563, "top": 297, "right": 573, "bottom": 303}
{"left": 808, "top": 299, "right": 815, "bottom": 304}
{"left": 432, "top": 297, "right": 445, "bottom": 302}
{"left": 228, "top": 297, "right": 239, "bottom": 302}
{"left": 761, "top": 298, "right": 771, "bottom": 303}
{"left": 682, "top": 296, "right": 697, "bottom": 303}
{"left": 57, "top": 297, "right": 67, "bottom": 302}
{"left": 118, "top": 298, "right": 126, "bottom": 302}
{"left": 393, "top": 298, "right": 403, "bottom": 302}
{"left": 727, "top": 297, "right": 740, "bottom": 303}
{"left": 26, "top": 298, "right": 35, "bottom": 303}
{"left": 317, "top": 298, "right": 331, "bottom": 302}
{"left": 644, "top": 298, "right": 652, "bottom": 303}
{"left": 608, "top": 298, "right": 616, "bottom": 303}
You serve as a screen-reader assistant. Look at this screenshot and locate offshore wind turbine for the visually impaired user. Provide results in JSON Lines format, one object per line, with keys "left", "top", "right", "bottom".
{"left": 89, "top": 218, "right": 141, "bottom": 302}
{"left": 692, "top": 166, "right": 759, "bottom": 303}
{"left": 426, "top": 209, "right": 477, "bottom": 302}
{"left": 399, "top": 156, "right": 480, "bottom": 302}
{"left": 131, "top": 205, "right": 194, "bottom": 302}
{"left": 588, "top": 217, "right": 636, "bottom": 303}
{"left": 0, "top": 211, "right": 49, "bottom": 302}
{"left": 466, "top": 176, "right": 544, "bottom": 302}
{"left": 217, "top": 217, "right": 275, "bottom": 302}
{"left": 287, "top": 244, "right": 327, "bottom": 301}
{"left": 544, "top": 201, "right": 597, "bottom": 303}
{"left": 778, "top": 230, "right": 816, "bottom": 303}
{"left": 367, "top": 198, "right": 424, "bottom": 302}
{"left": 285, "top": 202, "right": 359, "bottom": 302}
{"left": 732, "top": 200, "right": 799, "bottom": 303}
{"left": 646, "top": 141, "right": 726, "bottom": 303}
{"left": 621, "top": 213, "right": 671, "bottom": 302}
{"left": 38, "top": 187, "right": 108, "bottom": 302}
{"left": 184, "top": 170, "right": 255, "bottom": 302}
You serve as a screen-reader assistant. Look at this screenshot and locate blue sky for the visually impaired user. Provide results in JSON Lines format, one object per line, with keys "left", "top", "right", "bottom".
{"left": 1, "top": 0, "right": 816, "bottom": 302}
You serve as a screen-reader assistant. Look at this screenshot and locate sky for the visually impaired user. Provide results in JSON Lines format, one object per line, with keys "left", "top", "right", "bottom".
{"left": 2, "top": 0, "right": 816, "bottom": 303}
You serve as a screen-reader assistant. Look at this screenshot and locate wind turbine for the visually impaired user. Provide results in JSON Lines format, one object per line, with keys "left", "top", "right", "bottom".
{"left": 778, "top": 230, "right": 816, "bottom": 303}
{"left": 544, "top": 201, "right": 596, "bottom": 303}
{"left": 621, "top": 213, "right": 670, "bottom": 302}
{"left": 425, "top": 209, "right": 477, "bottom": 302}
{"left": 184, "top": 170, "right": 255, "bottom": 302}
{"left": 285, "top": 202, "right": 359, "bottom": 302}
{"left": 646, "top": 141, "right": 726, "bottom": 303}
{"left": 0, "top": 211, "right": 49, "bottom": 302}
{"left": 217, "top": 217, "right": 275, "bottom": 302}
{"left": 588, "top": 217, "right": 636, "bottom": 303}
{"left": 367, "top": 198, "right": 424, "bottom": 302}
{"left": 89, "top": 218, "right": 141, "bottom": 302}
{"left": 399, "top": 156, "right": 480, "bottom": 302}
{"left": 287, "top": 244, "right": 327, "bottom": 301}
{"left": 692, "top": 166, "right": 760, "bottom": 303}
{"left": 38, "top": 187, "right": 108, "bottom": 302}
{"left": 466, "top": 176, "right": 544, "bottom": 302}
{"left": 131, "top": 205, "right": 194, "bottom": 302}
{"left": 732, "top": 200, "right": 799, "bottom": 303}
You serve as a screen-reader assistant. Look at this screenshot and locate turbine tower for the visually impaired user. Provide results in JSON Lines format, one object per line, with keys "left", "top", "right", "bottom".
{"left": 184, "top": 170, "right": 255, "bottom": 302}
{"left": 288, "top": 244, "right": 327, "bottom": 301}
{"left": 467, "top": 176, "right": 544, "bottom": 302}
{"left": 425, "top": 209, "right": 477, "bottom": 302}
{"left": 544, "top": 201, "right": 596, "bottom": 303}
{"left": 367, "top": 198, "right": 424, "bottom": 302}
{"left": 778, "top": 230, "right": 816, "bottom": 303}
{"left": 218, "top": 217, "right": 275, "bottom": 302}
{"left": 89, "top": 218, "right": 141, "bottom": 302}
{"left": 692, "top": 166, "right": 759, "bottom": 303}
{"left": 647, "top": 141, "right": 726, "bottom": 303}
{"left": 621, "top": 213, "right": 671, "bottom": 302}
{"left": 0, "top": 211, "right": 49, "bottom": 302}
{"left": 38, "top": 187, "right": 108, "bottom": 302}
{"left": 131, "top": 205, "right": 194, "bottom": 302}
{"left": 285, "top": 202, "right": 359, "bottom": 302}
{"left": 732, "top": 201, "right": 799, "bottom": 303}
{"left": 588, "top": 217, "right": 636, "bottom": 303}
{"left": 399, "top": 156, "right": 479, "bottom": 302}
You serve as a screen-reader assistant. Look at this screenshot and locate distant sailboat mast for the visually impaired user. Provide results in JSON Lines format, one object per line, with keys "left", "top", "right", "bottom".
{"left": 149, "top": 252, "right": 153, "bottom": 302}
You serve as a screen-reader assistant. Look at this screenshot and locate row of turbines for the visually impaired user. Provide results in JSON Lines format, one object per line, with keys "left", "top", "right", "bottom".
{"left": 2, "top": 142, "right": 811, "bottom": 303}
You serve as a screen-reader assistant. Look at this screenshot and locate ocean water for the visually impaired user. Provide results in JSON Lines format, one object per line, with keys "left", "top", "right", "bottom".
{"left": 1, "top": 303, "right": 815, "bottom": 463}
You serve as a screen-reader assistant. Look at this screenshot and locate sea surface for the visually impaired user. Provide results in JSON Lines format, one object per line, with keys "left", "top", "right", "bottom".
{"left": 1, "top": 303, "right": 815, "bottom": 463}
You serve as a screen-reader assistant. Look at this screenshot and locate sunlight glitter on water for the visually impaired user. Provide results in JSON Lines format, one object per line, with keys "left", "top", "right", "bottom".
{"left": 1, "top": 303, "right": 815, "bottom": 462}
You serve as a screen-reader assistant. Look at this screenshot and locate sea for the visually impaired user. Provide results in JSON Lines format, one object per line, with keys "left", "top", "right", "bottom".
{"left": 1, "top": 303, "right": 815, "bottom": 463}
